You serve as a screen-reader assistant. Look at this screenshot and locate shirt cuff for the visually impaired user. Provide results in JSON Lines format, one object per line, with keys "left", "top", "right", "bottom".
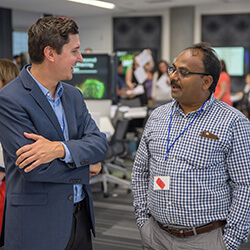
{"left": 0, "top": 166, "right": 5, "bottom": 173}
{"left": 59, "top": 142, "right": 73, "bottom": 163}
{"left": 223, "top": 229, "right": 248, "bottom": 250}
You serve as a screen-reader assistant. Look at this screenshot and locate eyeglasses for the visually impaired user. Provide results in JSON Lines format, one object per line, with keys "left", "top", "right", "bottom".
{"left": 168, "top": 67, "right": 210, "bottom": 78}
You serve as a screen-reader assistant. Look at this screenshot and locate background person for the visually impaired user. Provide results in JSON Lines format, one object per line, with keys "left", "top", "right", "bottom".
{"left": 151, "top": 59, "right": 172, "bottom": 106}
{"left": 235, "top": 73, "right": 250, "bottom": 119}
{"left": 13, "top": 55, "right": 22, "bottom": 69}
{"left": 84, "top": 48, "right": 93, "bottom": 53}
{"left": 132, "top": 42, "right": 250, "bottom": 250}
{"left": 114, "top": 60, "right": 127, "bottom": 104}
{"left": 125, "top": 50, "right": 154, "bottom": 106}
{"left": 214, "top": 59, "right": 233, "bottom": 106}
{"left": 0, "top": 16, "right": 108, "bottom": 250}
{"left": 0, "top": 59, "right": 20, "bottom": 234}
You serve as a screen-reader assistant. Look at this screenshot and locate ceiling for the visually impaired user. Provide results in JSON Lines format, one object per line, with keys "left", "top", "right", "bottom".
{"left": 0, "top": 0, "right": 246, "bottom": 18}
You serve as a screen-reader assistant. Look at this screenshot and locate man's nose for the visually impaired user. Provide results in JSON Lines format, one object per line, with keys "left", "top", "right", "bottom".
{"left": 78, "top": 52, "right": 83, "bottom": 62}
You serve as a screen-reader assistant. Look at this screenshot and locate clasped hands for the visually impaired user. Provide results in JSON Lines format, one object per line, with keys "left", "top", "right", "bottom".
{"left": 15, "top": 132, "right": 102, "bottom": 177}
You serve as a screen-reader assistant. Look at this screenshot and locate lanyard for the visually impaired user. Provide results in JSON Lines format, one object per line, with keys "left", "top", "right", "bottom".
{"left": 165, "top": 100, "right": 207, "bottom": 161}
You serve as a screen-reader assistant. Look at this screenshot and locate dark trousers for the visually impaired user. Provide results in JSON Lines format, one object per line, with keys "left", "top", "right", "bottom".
{"left": 65, "top": 198, "right": 92, "bottom": 250}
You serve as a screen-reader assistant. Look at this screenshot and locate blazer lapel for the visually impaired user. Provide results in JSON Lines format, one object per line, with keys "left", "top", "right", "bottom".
{"left": 61, "top": 87, "right": 76, "bottom": 140}
{"left": 20, "top": 67, "right": 65, "bottom": 140}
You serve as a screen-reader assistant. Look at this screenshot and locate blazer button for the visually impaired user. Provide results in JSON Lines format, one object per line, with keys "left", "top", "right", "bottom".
{"left": 68, "top": 195, "right": 73, "bottom": 201}
{"left": 80, "top": 159, "right": 90, "bottom": 165}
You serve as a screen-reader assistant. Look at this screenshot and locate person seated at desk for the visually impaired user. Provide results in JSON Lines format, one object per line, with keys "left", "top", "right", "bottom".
{"left": 114, "top": 60, "right": 129, "bottom": 104}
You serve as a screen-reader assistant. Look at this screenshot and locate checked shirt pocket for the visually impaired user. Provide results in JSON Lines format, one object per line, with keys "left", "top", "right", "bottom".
{"left": 185, "top": 135, "right": 225, "bottom": 170}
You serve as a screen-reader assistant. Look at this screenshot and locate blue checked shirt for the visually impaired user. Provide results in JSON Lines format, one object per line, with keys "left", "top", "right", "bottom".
{"left": 27, "top": 67, "right": 85, "bottom": 203}
{"left": 132, "top": 94, "right": 250, "bottom": 250}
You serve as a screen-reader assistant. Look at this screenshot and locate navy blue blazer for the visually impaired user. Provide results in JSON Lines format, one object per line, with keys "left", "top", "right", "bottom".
{"left": 0, "top": 66, "right": 108, "bottom": 250}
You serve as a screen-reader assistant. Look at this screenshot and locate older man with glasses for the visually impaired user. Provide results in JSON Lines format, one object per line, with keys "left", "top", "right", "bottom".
{"left": 132, "top": 42, "right": 250, "bottom": 250}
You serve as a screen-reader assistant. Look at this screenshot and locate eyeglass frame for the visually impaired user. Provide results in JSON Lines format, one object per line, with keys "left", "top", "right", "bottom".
{"left": 168, "top": 66, "right": 210, "bottom": 78}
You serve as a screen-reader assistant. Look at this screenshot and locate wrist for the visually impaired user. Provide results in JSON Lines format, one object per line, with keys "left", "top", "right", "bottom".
{"left": 55, "top": 141, "right": 65, "bottom": 159}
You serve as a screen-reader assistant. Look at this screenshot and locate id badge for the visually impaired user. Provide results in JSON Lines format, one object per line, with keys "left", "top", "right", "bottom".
{"left": 153, "top": 176, "right": 170, "bottom": 190}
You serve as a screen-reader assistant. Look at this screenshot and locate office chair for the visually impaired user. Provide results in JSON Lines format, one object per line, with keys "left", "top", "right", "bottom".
{"left": 90, "top": 119, "right": 132, "bottom": 197}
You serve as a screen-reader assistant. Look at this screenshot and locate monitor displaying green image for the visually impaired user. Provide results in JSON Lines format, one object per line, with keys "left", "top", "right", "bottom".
{"left": 65, "top": 54, "right": 112, "bottom": 99}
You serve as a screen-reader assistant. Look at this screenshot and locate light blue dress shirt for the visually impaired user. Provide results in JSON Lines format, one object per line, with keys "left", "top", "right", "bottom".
{"left": 26, "top": 67, "right": 84, "bottom": 203}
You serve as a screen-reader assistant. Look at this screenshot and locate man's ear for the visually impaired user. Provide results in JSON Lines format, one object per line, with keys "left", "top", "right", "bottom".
{"left": 44, "top": 46, "right": 56, "bottom": 62}
{"left": 202, "top": 75, "right": 213, "bottom": 91}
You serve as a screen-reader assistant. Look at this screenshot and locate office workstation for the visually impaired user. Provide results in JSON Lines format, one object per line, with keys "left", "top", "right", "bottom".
{"left": 0, "top": 1, "right": 250, "bottom": 249}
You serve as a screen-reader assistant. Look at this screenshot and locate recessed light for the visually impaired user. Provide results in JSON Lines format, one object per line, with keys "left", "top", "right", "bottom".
{"left": 68, "top": 0, "right": 115, "bottom": 10}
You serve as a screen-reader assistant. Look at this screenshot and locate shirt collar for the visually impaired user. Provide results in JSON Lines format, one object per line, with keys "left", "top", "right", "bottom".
{"left": 26, "top": 66, "right": 63, "bottom": 100}
{"left": 171, "top": 94, "right": 215, "bottom": 115}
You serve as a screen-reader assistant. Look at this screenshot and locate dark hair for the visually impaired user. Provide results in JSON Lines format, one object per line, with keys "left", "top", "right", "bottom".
{"left": 0, "top": 59, "right": 20, "bottom": 87}
{"left": 220, "top": 60, "right": 227, "bottom": 73}
{"left": 156, "top": 60, "right": 169, "bottom": 79}
{"left": 28, "top": 16, "right": 79, "bottom": 64}
{"left": 185, "top": 42, "right": 221, "bottom": 93}
{"left": 13, "top": 55, "right": 20, "bottom": 60}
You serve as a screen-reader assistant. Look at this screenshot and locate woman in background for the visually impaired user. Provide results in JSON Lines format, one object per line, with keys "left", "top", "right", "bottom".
{"left": 151, "top": 60, "right": 172, "bottom": 105}
{"left": 214, "top": 60, "right": 233, "bottom": 106}
{"left": 0, "top": 58, "right": 20, "bottom": 233}
{"left": 125, "top": 50, "right": 154, "bottom": 106}
{"left": 0, "top": 59, "right": 20, "bottom": 89}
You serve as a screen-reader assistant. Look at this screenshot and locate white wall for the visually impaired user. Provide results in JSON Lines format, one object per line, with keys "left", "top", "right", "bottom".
{"left": 75, "top": 15, "right": 113, "bottom": 54}
{"left": 11, "top": 3, "right": 250, "bottom": 60}
{"left": 12, "top": 9, "right": 41, "bottom": 32}
{"left": 75, "top": 9, "right": 171, "bottom": 62}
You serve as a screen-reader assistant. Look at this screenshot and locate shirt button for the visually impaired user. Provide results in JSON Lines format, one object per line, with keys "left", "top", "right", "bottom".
{"left": 68, "top": 195, "right": 73, "bottom": 201}
{"left": 171, "top": 220, "right": 174, "bottom": 224}
{"left": 169, "top": 201, "right": 171, "bottom": 205}
{"left": 173, "top": 158, "right": 176, "bottom": 161}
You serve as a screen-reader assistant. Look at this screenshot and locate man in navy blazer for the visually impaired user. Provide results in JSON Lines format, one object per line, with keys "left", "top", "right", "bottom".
{"left": 0, "top": 17, "right": 108, "bottom": 249}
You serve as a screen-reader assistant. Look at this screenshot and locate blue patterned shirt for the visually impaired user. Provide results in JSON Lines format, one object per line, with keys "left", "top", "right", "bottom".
{"left": 132, "top": 94, "right": 250, "bottom": 250}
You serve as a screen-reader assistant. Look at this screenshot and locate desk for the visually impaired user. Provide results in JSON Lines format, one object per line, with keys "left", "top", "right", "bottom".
{"left": 123, "top": 106, "right": 147, "bottom": 119}
{"left": 111, "top": 105, "right": 148, "bottom": 120}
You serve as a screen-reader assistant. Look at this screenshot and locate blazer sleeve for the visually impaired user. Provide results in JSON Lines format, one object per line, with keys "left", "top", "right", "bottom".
{"left": 63, "top": 95, "right": 108, "bottom": 169}
{"left": 0, "top": 86, "right": 108, "bottom": 184}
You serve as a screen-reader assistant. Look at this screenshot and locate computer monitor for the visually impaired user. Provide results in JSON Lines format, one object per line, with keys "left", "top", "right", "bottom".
{"left": 213, "top": 47, "right": 245, "bottom": 76}
{"left": 65, "top": 53, "right": 114, "bottom": 100}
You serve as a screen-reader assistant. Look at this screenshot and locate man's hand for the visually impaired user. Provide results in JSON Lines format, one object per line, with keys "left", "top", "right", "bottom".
{"left": 90, "top": 162, "right": 102, "bottom": 178}
{"left": 16, "top": 132, "right": 65, "bottom": 173}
